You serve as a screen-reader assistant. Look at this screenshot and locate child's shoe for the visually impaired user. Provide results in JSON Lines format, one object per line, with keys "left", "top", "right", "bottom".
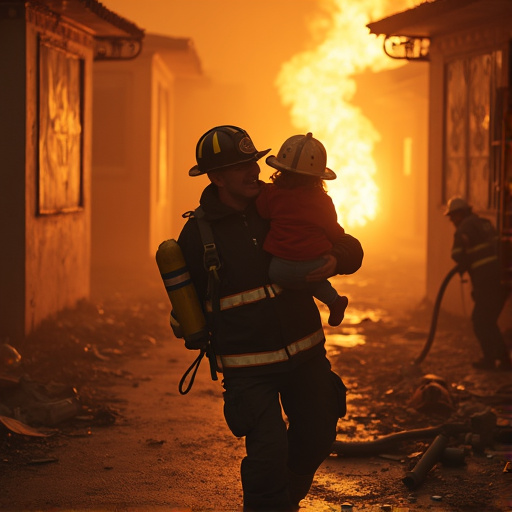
{"left": 328, "top": 295, "right": 348, "bottom": 326}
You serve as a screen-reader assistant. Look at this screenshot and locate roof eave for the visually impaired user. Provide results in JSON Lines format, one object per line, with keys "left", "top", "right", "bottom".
{"left": 27, "top": 0, "right": 145, "bottom": 60}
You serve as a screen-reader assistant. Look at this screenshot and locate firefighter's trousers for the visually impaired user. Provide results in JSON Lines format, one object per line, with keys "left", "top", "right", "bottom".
{"left": 472, "top": 283, "right": 510, "bottom": 364}
{"left": 222, "top": 352, "right": 347, "bottom": 511}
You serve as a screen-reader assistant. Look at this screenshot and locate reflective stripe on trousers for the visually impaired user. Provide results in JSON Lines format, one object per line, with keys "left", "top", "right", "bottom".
{"left": 216, "top": 328, "right": 324, "bottom": 369}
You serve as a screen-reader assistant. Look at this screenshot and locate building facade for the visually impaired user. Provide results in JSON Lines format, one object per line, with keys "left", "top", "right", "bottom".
{"left": 91, "top": 34, "right": 203, "bottom": 279}
{"left": 0, "top": 0, "right": 143, "bottom": 341}
{"left": 368, "top": 0, "right": 512, "bottom": 322}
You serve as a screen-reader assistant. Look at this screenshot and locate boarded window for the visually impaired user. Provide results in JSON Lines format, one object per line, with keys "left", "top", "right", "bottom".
{"left": 38, "top": 41, "right": 84, "bottom": 214}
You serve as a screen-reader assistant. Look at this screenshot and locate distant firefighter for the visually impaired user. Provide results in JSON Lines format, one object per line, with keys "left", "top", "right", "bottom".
{"left": 444, "top": 196, "right": 511, "bottom": 371}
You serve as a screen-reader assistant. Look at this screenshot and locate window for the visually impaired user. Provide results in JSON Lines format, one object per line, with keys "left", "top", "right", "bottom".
{"left": 38, "top": 39, "right": 84, "bottom": 214}
{"left": 156, "top": 83, "right": 169, "bottom": 206}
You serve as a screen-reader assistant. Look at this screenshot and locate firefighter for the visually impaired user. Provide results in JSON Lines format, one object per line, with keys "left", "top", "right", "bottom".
{"left": 445, "top": 196, "right": 511, "bottom": 371}
{"left": 176, "top": 125, "right": 363, "bottom": 511}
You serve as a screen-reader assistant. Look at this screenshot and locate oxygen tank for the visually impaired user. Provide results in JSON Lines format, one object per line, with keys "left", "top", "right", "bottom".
{"left": 156, "top": 239, "right": 208, "bottom": 348}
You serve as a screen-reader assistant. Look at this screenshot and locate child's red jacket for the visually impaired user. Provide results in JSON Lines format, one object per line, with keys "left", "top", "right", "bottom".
{"left": 255, "top": 183, "right": 345, "bottom": 261}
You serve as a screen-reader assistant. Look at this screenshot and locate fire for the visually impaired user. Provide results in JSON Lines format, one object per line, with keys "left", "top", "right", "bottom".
{"left": 276, "top": 0, "right": 416, "bottom": 228}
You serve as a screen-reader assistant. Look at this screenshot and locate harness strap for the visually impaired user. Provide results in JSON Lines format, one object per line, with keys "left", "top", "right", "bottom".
{"left": 178, "top": 350, "right": 205, "bottom": 395}
{"left": 194, "top": 207, "right": 221, "bottom": 273}
{"left": 194, "top": 206, "right": 221, "bottom": 379}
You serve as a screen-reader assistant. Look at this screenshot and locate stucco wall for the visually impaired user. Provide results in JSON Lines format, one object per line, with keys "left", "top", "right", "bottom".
{"left": 92, "top": 55, "right": 154, "bottom": 275}
{"left": 149, "top": 54, "right": 175, "bottom": 257}
{"left": 0, "top": 7, "right": 26, "bottom": 342}
{"left": 24, "top": 10, "right": 92, "bottom": 335}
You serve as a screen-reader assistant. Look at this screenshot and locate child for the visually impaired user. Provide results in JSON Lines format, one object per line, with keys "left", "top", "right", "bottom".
{"left": 256, "top": 132, "right": 349, "bottom": 326}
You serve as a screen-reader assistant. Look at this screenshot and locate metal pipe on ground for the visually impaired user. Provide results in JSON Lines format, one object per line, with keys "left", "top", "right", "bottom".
{"left": 402, "top": 434, "right": 449, "bottom": 490}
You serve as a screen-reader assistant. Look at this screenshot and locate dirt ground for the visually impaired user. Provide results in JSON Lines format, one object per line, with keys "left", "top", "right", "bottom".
{"left": 0, "top": 238, "right": 511, "bottom": 512}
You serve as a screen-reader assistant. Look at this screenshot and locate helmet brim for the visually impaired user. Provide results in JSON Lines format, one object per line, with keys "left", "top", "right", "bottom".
{"left": 444, "top": 205, "right": 470, "bottom": 216}
{"left": 444, "top": 208, "right": 463, "bottom": 216}
{"left": 265, "top": 155, "right": 336, "bottom": 180}
{"left": 189, "top": 148, "right": 271, "bottom": 177}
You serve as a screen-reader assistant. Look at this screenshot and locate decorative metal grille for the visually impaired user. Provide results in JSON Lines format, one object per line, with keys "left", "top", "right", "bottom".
{"left": 444, "top": 51, "right": 502, "bottom": 210}
{"left": 383, "top": 35, "right": 430, "bottom": 61}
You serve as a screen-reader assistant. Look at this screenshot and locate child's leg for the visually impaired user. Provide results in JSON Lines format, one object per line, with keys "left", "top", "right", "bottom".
{"left": 310, "top": 279, "right": 348, "bottom": 326}
{"left": 269, "top": 257, "right": 328, "bottom": 291}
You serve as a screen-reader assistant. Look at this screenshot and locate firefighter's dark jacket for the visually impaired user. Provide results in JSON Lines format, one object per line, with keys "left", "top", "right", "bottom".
{"left": 450, "top": 213, "right": 501, "bottom": 289}
{"left": 177, "top": 183, "right": 364, "bottom": 377}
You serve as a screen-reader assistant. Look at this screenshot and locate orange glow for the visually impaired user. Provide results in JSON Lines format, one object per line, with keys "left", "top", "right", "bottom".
{"left": 276, "top": 0, "right": 416, "bottom": 228}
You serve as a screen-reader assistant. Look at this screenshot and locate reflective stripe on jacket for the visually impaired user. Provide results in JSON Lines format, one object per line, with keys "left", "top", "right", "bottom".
{"left": 451, "top": 242, "right": 498, "bottom": 270}
{"left": 205, "top": 284, "right": 283, "bottom": 312}
{"left": 451, "top": 213, "right": 500, "bottom": 287}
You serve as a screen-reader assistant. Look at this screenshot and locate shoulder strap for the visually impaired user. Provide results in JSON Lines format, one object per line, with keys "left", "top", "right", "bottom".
{"left": 179, "top": 207, "right": 220, "bottom": 386}
{"left": 193, "top": 207, "right": 221, "bottom": 379}
{"left": 194, "top": 207, "right": 221, "bottom": 313}
{"left": 194, "top": 207, "right": 221, "bottom": 273}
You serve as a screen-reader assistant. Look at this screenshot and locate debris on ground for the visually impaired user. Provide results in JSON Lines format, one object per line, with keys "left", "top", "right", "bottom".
{"left": 0, "top": 255, "right": 510, "bottom": 511}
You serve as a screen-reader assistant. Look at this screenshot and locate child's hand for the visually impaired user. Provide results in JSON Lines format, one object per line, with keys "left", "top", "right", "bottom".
{"left": 306, "top": 255, "right": 336, "bottom": 281}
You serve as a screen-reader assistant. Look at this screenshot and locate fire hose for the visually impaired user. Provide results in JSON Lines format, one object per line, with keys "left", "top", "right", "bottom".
{"left": 333, "top": 427, "right": 464, "bottom": 491}
{"left": 331, "top": 411, "right": 497, "bottom": 489}
{"left": 412, "top": 264, "right": 461, "bottom": 366}
{"left": 331, "top": 422, "right": 468, "bottom": 457}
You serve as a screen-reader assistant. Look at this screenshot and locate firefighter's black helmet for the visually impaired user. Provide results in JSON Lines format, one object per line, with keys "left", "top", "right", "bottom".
{"left": 189, "top": 125, "right": 270, "bottom": 176}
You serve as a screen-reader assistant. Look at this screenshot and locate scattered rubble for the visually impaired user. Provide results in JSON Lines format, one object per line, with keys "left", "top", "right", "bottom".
{"left": 0, "top": 258, "right": 510, "bottom": 511}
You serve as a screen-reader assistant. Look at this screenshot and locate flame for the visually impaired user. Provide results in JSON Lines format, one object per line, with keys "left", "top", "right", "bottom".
{"left": 276, "top": 0, "right": 416, "bottom": 228}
